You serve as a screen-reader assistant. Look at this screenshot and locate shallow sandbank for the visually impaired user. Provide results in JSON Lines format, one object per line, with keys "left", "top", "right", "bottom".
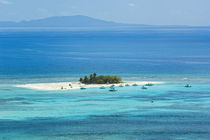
{"left": 16, "top": 81, "right": 164, "bottom": 91}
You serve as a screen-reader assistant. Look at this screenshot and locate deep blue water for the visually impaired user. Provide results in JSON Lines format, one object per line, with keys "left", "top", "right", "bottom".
{"left": 0, "top": 28, "right": 210, "bottom": 140}
{"left": 0, "top": 29, "right": 210, "bottom": 79}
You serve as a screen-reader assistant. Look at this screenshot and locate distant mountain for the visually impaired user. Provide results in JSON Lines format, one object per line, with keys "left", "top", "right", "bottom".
{"left": 1, "top": 15, "right": 203, "bottom": 29}
{"left": 0, "top": 15, "right": 133, "bottom": 28}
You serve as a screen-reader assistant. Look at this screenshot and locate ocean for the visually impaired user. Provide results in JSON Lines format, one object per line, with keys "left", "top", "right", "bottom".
{"left": 0, "top": 28, "right": 210, "bottom": 139}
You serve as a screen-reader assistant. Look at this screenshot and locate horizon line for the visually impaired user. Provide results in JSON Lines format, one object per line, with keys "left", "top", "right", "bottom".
{"left": 0, "top": 15, "right": 210, "bottom": 27}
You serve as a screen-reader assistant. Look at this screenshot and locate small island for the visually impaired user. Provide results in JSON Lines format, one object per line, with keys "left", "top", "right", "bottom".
{"left": 16, "top": 73, "right": 163, "bottom": 91}
{"left": 79, "top": 73, "right": 122, "bottom": 84}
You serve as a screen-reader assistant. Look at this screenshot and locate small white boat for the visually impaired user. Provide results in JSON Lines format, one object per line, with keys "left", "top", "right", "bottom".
{"left": 109, "top": 88, "right": 117, "bottom": 92}
{"left": 184, "top": 84, "right": 192, "bottom": 88}
{"left": 132, "top": 84, "right": 138, "bottom": 86}
{"left": 80, "top": 87, "right": 86, "bottom": 90}
{"left": 100, "top": 86, "right": 106, "bottom": 89}
{"left": 110, "top": 85, "right": 115, "bottom": 88}
{"left": 119, "top": 84, "right": 124, "bottom": 87}
{"left": 141, "top": 86, "right": 147, "bottom": 89}
{"left": 145, "top": 83, "right": 154, "bottom": 86}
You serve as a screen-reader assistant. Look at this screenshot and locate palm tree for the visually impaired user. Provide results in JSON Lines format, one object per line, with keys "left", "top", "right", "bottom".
{"left": 79, "top": 78, "right": 83, "bottom": 83}
{"left": 84, "top": 76, "right": 89, "bottom": 84}
{"left": 90, "top": 74, "right": 93, "bottom": 82}
{"left": 93, "top": 72, "right": 97, "bottom": 79}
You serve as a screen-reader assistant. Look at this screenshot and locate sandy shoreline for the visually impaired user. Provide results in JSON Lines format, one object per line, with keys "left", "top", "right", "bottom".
{"left": 16, "top": 81, "right": 164, "bottom": 91}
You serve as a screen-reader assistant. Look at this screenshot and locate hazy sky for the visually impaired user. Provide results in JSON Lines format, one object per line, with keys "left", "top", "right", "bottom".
{"left": 0, "top": 0, "right": 210, "bottom": 26}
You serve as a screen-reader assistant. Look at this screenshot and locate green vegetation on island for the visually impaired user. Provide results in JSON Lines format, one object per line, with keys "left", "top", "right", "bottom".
{"left": 79, "top": 73, "right": 122, "bottom": 84}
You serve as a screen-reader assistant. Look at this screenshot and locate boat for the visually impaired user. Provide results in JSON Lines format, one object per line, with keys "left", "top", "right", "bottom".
{"left": 125, "top": 84, "right": 130, "bottom": 86}
{"left": 145, "top": 83, "right": 154, "bottom": 86}
{"left": 100, "top": 86, "right": 106, "bottom": 89}
{"left": 80, "top": 87, "right": 86, "bottom": 90}
{"left": 184, "top": 84, "right": 192, "bottom": 88}
{"left": 109, "top": 88, "right": 117, "bottom": 92}
{"left": 132, "top": 84, "right": 138, "bottom": 86}
{"left": 141, "top": 86, "right": 147, "bottom": 89}
{"left": 110, "top": 85, "right": 115, "bottom": 88}
{"left": 119, "top": 84, "right": 124, "bottom": 87}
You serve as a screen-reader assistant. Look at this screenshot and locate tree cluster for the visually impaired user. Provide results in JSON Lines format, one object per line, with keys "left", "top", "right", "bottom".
{"left": 79, "top": 73, "right": 122, "bottom": 84}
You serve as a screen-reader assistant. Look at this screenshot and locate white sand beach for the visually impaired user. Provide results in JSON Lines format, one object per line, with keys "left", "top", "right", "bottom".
{"left": 16, "top": 81, "right": 164, "bottom": 91}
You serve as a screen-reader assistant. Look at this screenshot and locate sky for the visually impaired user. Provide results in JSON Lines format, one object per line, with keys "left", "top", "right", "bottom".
{"left": 0, "top": 0, "right": 210, "bottom": 26}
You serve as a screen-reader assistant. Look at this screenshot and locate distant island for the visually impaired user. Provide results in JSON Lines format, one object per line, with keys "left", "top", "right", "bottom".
{"left": 79, "top": 73, "right": 122, "bottom": 84}
{"left": 0, "top": 15, "right": 196, "bottom": 29}
{"left": 0, "top": 15, "right": 128, "bottom": 28}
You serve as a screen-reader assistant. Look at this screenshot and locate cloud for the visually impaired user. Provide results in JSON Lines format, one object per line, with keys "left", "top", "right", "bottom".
{"left": 0, "top": 0, "right": 12, "bottom": 5}
{"left": 128, "top": 3, "right": 135, "bottom": 7}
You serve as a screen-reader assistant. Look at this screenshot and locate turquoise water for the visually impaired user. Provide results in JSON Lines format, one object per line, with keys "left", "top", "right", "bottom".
{"left": 0, "top": 83, "right": 210, "bottom": 139}
{"left": 0, "top": 28, "right": 210, "bottom": 139}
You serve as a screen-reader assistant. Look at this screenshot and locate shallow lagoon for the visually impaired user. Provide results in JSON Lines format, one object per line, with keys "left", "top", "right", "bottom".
{"left": 0, "top": 82, "right": 210, "bottom": 140}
